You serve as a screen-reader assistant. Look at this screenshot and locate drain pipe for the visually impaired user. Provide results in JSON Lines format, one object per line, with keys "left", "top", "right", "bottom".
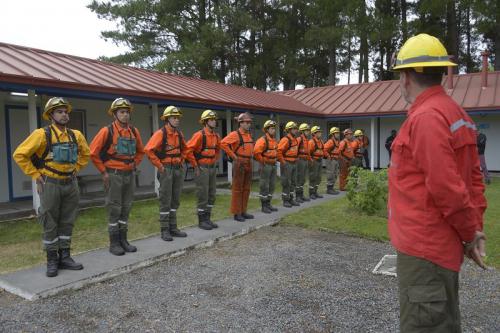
{"left": 481, "top": 51, "right": 489, "bottom": 88}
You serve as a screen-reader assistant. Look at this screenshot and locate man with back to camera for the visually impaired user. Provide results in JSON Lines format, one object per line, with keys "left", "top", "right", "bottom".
{"left": 389, "top": 33, "right": 487, "bottom": 332}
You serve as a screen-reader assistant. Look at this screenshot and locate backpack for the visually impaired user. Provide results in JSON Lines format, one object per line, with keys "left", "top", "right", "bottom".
{"left": 194, "top": 129, "right": 221, "bottom": 161}
{"left": 31, "top": 126, "right": 78, "bottom": 177}
{"left": 154, "top": 126, "right": 184, "bottom": 160}
{"left": 99, "top": 124, "right": 138, "bottom": 164}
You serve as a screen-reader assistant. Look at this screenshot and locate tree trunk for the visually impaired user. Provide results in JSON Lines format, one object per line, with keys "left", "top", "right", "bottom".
{"left": 496, "top": 2, "right": 500, "bottom": 70}
{"left": 446, "top": 0, "right": 458, "bottom": 73}
{"left": 328, "top": 47, "right": 337, "bottom": 85}
{"left": 401, "top": 0, "right": 408, "bottom": 41}
{"left": 465, "top": 4, "right": 473, "bottom": 73}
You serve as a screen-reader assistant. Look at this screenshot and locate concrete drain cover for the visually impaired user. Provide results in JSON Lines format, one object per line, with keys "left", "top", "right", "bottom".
{"left": 372, "top": 254, "right": 397, "bottom": 277}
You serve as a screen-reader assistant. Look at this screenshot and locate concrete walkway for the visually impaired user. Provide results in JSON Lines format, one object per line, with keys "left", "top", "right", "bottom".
{"left": 0, "top": 192, "right": 345, "bottom": 301}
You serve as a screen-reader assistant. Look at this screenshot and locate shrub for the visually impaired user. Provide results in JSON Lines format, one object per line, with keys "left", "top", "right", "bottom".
{"left": 346, "top": 167, "right": 388, "bottom": 215}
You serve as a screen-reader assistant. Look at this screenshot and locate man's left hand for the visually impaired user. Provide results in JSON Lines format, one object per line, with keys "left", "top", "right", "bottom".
{"left": 464, "top": 231, "right": 487, "bottom": 270}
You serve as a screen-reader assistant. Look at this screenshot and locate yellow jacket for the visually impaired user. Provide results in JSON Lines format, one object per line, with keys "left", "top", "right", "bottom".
{"left": 13, "top": 125, "right": 90, "bottom": 179}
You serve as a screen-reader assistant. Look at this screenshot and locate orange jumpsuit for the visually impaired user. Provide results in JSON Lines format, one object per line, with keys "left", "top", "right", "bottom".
{"left": 337, "top": 139, "right": 355, "bottom": 191}
{"left": 221, "top": 128, "right": 254, "bottom": 215}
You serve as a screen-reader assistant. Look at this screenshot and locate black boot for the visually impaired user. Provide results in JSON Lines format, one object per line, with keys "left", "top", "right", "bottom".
{"left": 169, "top": 212, "right": 187, "bottom": 237}
{"left": 109, "top": 232, "right": 125, "bottom": 256}
{"left": 206, "top": 211, "right": 218, "bottom": 229}
{"left": 161, "top": 227, "right": 173, "bottom": 241}
{"left": 234, "top": 214, "right": 245, "bottom": 222}
{"left": 315, "top": 188, "right": 323, "bottom": 198}
{"left": 46, "top": 250, "right": 59, "bottom": 277}
{"left": 242, "top": 212, "right": 254, "bottom": 219}
{"left": 295, "top": 190, "right": 304, "bottom": 203}
{"left": 290, "top": 194, "right": 300, "bottom": 206}
{"left": 261, "top": 200, "right": 272, "bottom": 214}
{"left": 119, "top": 229, "right": 138, "bottom": 252}
{"left": 327, "top": 185, "right": 336, "bottom": 195}
{"left": 198, "top": 212, "right": 212, "bottom": 230}
{"left": 268, "top": 200, "right": 278, "bottom": 212}
{"left": 58, "top": 248, "right": 84, "bottom": 270}
{"left": 283, "top": 198, "right": 292, "bottom": 208}
{"left": 309, "top": 188, "right": 317, "bottom": 199}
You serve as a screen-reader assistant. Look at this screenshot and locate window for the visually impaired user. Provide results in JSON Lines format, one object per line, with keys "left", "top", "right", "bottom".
{"left": 67, "top": 109, "right": 86, "bottom": 137}
{"left": 327, "top": 120, "right": 352, "bottom": 138}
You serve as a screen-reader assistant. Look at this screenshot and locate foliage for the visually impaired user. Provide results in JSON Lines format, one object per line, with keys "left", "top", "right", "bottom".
{"left": 283, "top": 177, "right": 500, "bottom": 269}
{"left": 346, "top": 167, "right": 388, "bottom": 215}
{"left": 88, "top": 0, "right": 498, "bottom": 88}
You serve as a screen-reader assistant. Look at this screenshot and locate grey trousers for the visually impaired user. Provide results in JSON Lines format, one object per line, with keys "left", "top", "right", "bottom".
{"left": 38, "top": 178, "right": 79, "bottom": 251}
{"left": 158, "top": 165, "right": 184, "bottom": 228}
{"left": 106, "top": 170, "right": 135, "bottom": 233}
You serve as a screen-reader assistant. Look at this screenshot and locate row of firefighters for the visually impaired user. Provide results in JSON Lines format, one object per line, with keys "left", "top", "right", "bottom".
{"left": 12, "top": 96, "right": 369, "bottom": 277}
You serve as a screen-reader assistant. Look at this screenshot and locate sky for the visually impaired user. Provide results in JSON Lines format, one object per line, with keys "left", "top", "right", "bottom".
{"left": 0, "top": 0, "right": 128, "bottom": 59}
{"left": 0, "top": 0, "right": 354, "bottom": 86}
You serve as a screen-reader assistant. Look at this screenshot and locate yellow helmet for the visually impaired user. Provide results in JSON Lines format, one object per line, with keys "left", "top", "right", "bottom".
{"left": 311, "top": 126, "right": 321, "bottom": 134}
{"left": 354, "top": 130, "right": 364, "bottom": 137}
{"left": 299, "top": 123, "right": 310, "bottom": 131}
{"left": 263, "top": 120, "right": 277, "bottom": 130}
{"left": 329, "top": 127, "right": 340, "bottom": 135}
{"left": 107, "top": 98, "right": 133, "bottom": 116}
{"left": 200, "top": 109, "right": 218, "bottom": 123}
{"left": 43, "top": 97, "right": 72, "bottom": 121}
{"left": 160, "top": 106, "right": 182, "bottom": 120}
{"left": 392, "top": 33, "right": 456, "bottom": 72}
{"left": 285, "top": 121, "right": 298, "bottom": 131}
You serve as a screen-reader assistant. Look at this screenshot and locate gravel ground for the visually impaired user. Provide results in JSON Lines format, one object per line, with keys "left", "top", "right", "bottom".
{"left": 0, "top": 225, "right": 498, "bottom": 333}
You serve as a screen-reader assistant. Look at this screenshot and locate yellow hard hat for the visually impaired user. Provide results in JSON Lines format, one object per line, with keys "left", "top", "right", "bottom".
{"left": 285, "top": 121, "right": 298, "bottom": 131}
{"left": 160, "top": 106, "right": 182, "bottom": 120}
{"left": 43, "top": 97, "right": 72, "bottom": 121}
{"left": 392, "top": 33, "right": 457, "bottom": 72}
{"left": 200, "top": 109, "right": 218, "bottom": 123}
{"left": 263, "top": 120, "right": 277, "bottom": 130}
{"left": 329, "top": 127, "right": 340, "bottom": 135}
{"left": 311, "top": 126, "right": 321, "bottom": 134}
{"left": 354, "top": 130, "right": 364, "bottom": 137}
{"left": 107, "top": 98, "right": 133, "bottom": 116}
{"left": 299, "top": 123, "right": 310, "bottom": 131}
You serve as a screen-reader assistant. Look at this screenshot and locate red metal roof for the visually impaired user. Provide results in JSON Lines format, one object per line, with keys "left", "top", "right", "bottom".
{"left": 280, "top": 71, "right": 500, "bottom": 117}
{"left": 1, "top": 42, "right": 498, "bottom": 118}
{"left": 0, "top": 42, "right": 316, "bottom": 115}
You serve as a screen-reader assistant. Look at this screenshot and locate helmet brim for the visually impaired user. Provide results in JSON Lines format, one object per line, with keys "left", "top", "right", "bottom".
{"left": 392, "top": 61, "right": 457, "bottom": 71}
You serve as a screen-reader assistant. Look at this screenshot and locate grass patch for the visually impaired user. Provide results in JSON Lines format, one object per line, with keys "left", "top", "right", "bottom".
{"left": 0, "top": 191, "right": 261, "bottom": 274}
{"left": 283, "top": 178, "right": 500, "bottom": 269}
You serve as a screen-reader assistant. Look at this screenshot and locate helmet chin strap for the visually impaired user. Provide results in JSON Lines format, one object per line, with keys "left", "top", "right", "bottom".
{"left": 167, "top": 119, "right": 177, "bottom": 128}
{"left": 114, "top": 113, "right": 129, "bottom": 126}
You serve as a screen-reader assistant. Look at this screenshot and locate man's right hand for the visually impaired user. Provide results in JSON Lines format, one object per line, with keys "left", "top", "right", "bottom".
{"left": 36, "top": 176, "right": 45, "bottom": 194}
{"left": 464, "top": 231, "right": 487, "bottom": 270}
{"left": 102, "top": 172, "right": 110, "bottom": 190}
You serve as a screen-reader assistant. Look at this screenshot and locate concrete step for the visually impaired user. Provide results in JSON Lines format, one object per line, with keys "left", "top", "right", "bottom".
{"left": 0, "top": 192, "right": 345, "bottom": 300}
